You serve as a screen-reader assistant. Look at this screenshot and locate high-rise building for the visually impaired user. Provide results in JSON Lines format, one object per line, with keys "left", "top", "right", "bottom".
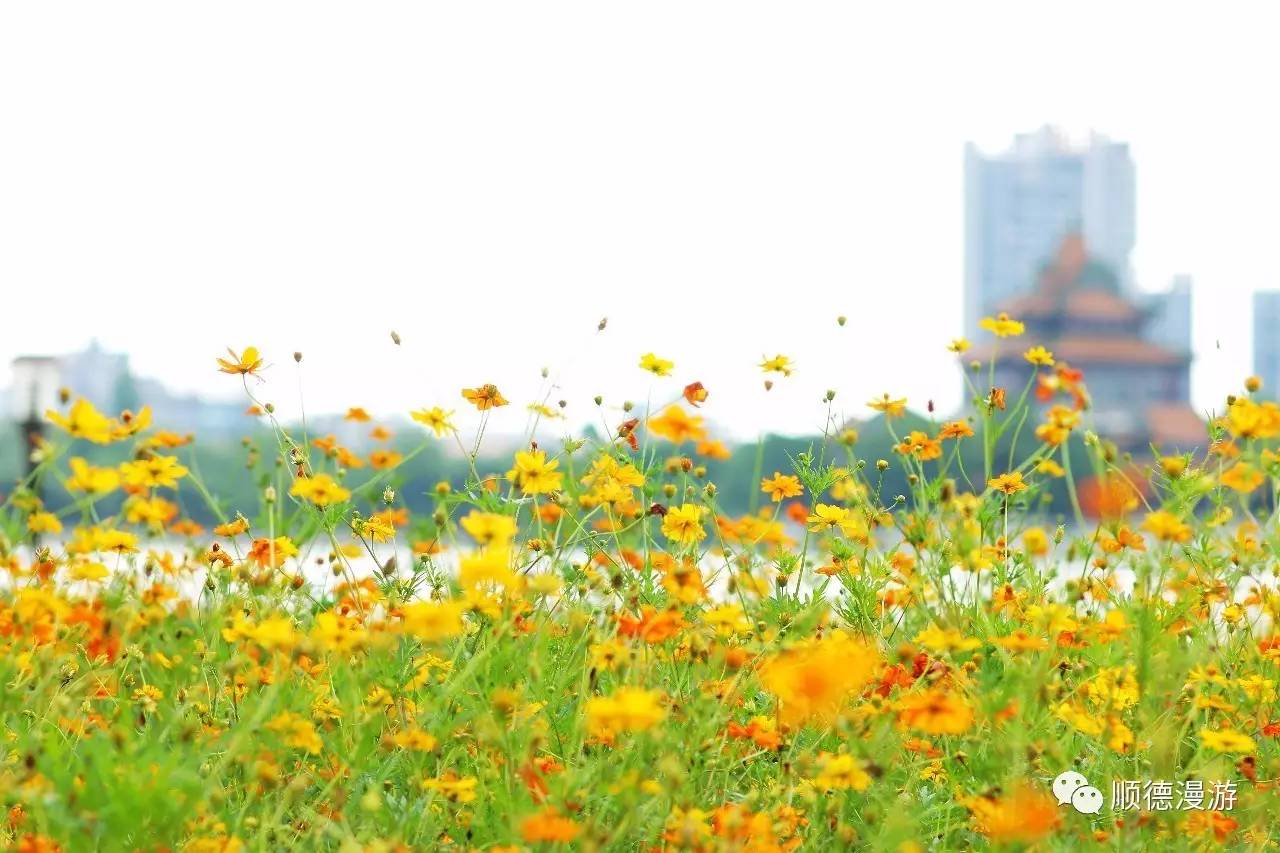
{"left": 1254, "top": 291, "right": 1280, "bottom": 398}
{"left": 964, "top": 126, "right": 1136, "bottom": 338}
{"left": 1143, "top": 275, "right": 1193, "bottom": 356}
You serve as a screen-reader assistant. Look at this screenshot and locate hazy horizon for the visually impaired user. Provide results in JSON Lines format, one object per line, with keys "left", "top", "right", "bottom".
{"left": 3, "top": 2, "right": 1278, "bottom": 440}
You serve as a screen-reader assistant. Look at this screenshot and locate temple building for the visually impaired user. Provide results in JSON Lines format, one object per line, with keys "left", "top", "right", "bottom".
{"left": 972, "top": 233, "right": 1204, "bottom": 454}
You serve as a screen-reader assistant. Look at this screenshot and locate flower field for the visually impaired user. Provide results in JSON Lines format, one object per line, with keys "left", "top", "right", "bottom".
{"left": 3, "top": 323, "right": 1280, "bottom": 851}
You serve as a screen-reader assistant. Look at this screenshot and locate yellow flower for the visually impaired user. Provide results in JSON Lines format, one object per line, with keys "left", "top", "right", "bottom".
{"left": 948, "top": 338, "right": 972, "bottom": 354}
{"left": 1142, "top": 510, "right": 1192, "bottom": 543}
{"left": 65, "top": 457, "right": 121, "bottom": 495}
{"left": 867, "top": 393, "right": 908, "bottom": 417}
{"left": 661, "top": 503, "right": 706, "bottom": 545}
{"left": 913, "top": 624, "right": 981, "bottom": 654}
{"left": 639, "top": 352, "right": 674, "bottom": 376}
{"left": 68, "top": 561, "right": 110, "bottom": 582}
{"left": 216, "top": 346, "right": 264, "bottom": 376}
{"left": 979, "top": 312, "right": 1025, "bottom": 338}
{"left": 805, "top": 504, "right": 864, "bottom": 539}
{"left": 266, "top": 712, "right": 322, "bottom": 754}
{"left": 812, "top": 752, "right": 872, "bottom": 792}
{"left": 1036, "top": 459, "right": 1066, "bottom": 477}
{"left": 1022, "top": 526, "right": 1049, "bottom": 556}
{"left": 386, "top": 727, "right": 439, "bottom": 752}
{"left": 119, "top": 455, "right": 189, "bottom": 490}
{"left": 1200, "top": 727, "right": 1256, "bottom": 753}
{"left": 507, "top": 450, "right": 564, "bottom": 495}
{"left": 585, "top": 687, "right": 666, "bottom": 738}
{"left": 400, "top": 600, "right": 467, "bottom": 642}
{"left": 987, "top": 471, "right": 1026, "bottom": 495}
{"left": 410, "top": 407, "right": 457, "bottom": 436}
{"left": 46, "top": 398, "right": 116, "bottom": 444}
{"left": 460, "top": 511, "right": 518, "bottom": 546}
{"left": 27, "top": 511, "right": 63, "bottom": 535}
{"left": 759, "top": 354, "right": 795, "bottom": 376}
{"left": 1023, "top": 345, "right": 1055, "bottom": 366}
{"left": 422, "top": 772, "right": 478, "bottom": 803}
{"left": 760, "top": 472, "right": 803, "bottom": 502}
{"left": 290, "top": 473, "right": 351, "bottom": 507}
{"left": 458, "top": 547, "right": 519, "bottom": 590}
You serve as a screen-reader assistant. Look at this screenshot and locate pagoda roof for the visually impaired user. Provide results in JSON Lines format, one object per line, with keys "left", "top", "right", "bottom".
{"left": 969, "top": 336, "right": 1188, "bottom": 365}
{"left": 1004, "top": 287, "right": 1140, "bottom": 323}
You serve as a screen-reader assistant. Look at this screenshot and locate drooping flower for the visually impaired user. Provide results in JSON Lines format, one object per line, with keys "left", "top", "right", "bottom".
{"left": 682, "top": 381, "right": 708, "bottom": 407}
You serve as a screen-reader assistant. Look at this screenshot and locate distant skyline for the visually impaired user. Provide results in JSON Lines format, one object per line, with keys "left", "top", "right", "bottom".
{"left": 3, "top": 3, "right": 1279, "bottom": 440}
{"left": 963, "top": 126, "right": 1136, "bottom": 340}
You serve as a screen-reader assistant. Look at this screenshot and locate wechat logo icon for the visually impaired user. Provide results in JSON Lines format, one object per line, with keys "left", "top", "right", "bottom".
{"left": 1053, "top": 771, "right": 1104, "bottom": 814}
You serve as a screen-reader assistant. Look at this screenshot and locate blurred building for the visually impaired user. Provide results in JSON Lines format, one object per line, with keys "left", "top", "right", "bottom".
{"left": 964, "top": 127, "right": 1136, "bottom": 338}
{"left": 3, "top": 341, "right": 247, "bottom": 439}
{"left": 1142, "top": 274, "right": 1193, "bottom": 356}
{"left": 1255, "top": 291, "right": 1280, "bottom": 397}
{"left": 973, "top": 234, "right": 1202, "bottom": 453}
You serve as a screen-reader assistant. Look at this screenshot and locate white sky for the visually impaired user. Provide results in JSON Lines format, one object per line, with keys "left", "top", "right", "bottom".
{"left": 2, "top": 2, "right": 1278, "bottom": 441}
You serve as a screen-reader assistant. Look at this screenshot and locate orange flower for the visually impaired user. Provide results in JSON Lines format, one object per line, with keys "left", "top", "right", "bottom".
{"left": 344, "top": 407, "right": 371, "bottom": 422}
{"left": 247, "top": 537, "right": 299, "bottom": 569}
{"left": 695, "top": 439, "right": 732, "bottom": 460}
{"left": 648, "top": 405, "right": 707, "bottom": 444}
{"left": 617, "top": 606, "right": 685, "bottom": 644}
{"left": 967, "top": 785, "right": 1060, "bottom": 843}
{"left": 461, "top": 384, "right": 509, "bottom": 410}
{"left": 760, "top": 473, "right": 803, "bottom": 502}
{"left": 758, "top": 632, "right": 880, "bottom": 726}
{"left": 894, "top": 687, "right": 975, "bottom": 735}
{"left": 1221, "top": 462, "right": 1265, "bottom": 493}
{"left": 682, "top": 381, "right": 708, "bottom": 407}
{"left": 988, "top": 471, "right": 1026, "bottom": 495}
{"left": 938, "top": 420, "right": 974, "bottom": 440}
{"left": 520, "top": 810, "right": 581, "bottom": 843}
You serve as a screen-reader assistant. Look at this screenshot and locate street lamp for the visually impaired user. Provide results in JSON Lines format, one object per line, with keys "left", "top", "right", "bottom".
{"left": 11, "top": 355, "right": 60, "bottom": 484}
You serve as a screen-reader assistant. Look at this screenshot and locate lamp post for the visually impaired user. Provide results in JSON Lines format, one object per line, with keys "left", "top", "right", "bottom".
{"left": 11, "top": 356, "right": 60, "bottom": 487}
